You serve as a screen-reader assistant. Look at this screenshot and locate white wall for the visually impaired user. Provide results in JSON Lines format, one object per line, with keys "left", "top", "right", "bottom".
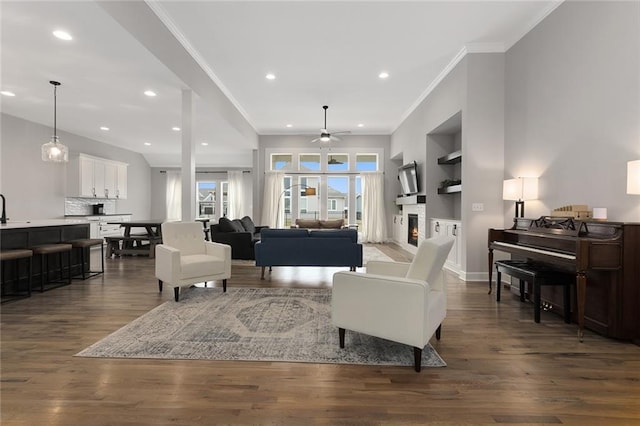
{"left": 0, "top": 113, "right": 151, "bottom": 220}
{"left": 505, "top": 0, "right": 640, "bottom": 224}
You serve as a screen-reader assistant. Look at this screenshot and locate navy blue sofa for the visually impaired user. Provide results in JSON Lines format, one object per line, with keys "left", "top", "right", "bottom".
{"left": 255, "top": 228, "right": 363, "bottom": 279}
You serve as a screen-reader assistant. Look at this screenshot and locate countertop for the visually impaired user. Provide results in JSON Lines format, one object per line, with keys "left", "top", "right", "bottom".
{"left": 0, "top": 219, "right": 91, "bottom": 229}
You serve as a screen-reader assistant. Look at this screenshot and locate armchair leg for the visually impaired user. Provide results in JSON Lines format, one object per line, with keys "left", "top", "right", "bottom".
{"left": 223, "top": 279, "right": 227, "bottom": 292}
{"left": 261, "top": 267, "right": 265, "bottom": 280}
{"left": 413, "top": 347, "right": 422, "bottom": 372}
{"left": 174, "top": 287, "right": 180, "bottom": 302}
{"left": 435, "top": 324, "right": 442, "bottom": 340}
{"left": 158, "top": 280, "right": 163, "bottom": 292}
{"left": 338, "top": 328, "right": 345, "bottom": 348}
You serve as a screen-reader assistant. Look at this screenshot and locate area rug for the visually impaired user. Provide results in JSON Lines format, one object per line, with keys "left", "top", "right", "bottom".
{"left": 76, "top": 287, "right": 446, "bottom": 368}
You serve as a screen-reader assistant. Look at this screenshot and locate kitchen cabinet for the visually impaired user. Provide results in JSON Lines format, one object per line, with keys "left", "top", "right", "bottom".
{"left": 68, "top": 154, "right": 128, "bottom": 199}
{"left": 430, "top": 218, "right": 462, "bottom": 273}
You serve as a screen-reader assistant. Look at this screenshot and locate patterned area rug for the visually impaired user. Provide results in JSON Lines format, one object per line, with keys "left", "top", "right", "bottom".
{"left": 76, "top": 287, "right": 446, "bottom": 368}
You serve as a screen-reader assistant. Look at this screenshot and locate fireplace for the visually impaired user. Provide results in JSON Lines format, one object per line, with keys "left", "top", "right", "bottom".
{"left": 407, "top": 214, "right": 418, "bottom": 247}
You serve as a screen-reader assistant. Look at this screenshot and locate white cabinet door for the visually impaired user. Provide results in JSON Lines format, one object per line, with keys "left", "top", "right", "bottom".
{"left": 79, "top": 156, "right": 96, "bottom": 197}
{"left": 103, "top": 162, "right": 117, "bottom": 199}
{"left": 93, "top": 160, "right": 106, "bottom": 198}
{"left": 116, "top": 163, "right": 127, "bottom": 199}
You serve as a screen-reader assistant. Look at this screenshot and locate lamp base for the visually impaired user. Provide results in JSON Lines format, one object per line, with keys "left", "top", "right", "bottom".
{"left": 515, "top": 201, "right": 525, "bottom": 218}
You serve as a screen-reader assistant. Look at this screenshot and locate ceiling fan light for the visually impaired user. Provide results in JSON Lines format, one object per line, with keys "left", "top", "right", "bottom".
{"left": 320, "top": 135, "right": 331, "bottom": 142}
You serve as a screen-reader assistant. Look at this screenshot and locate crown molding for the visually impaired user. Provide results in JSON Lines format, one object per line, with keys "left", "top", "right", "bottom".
{"left": 504, "top": 0, "right": 565, "bottom": 50}
{"left": 145, "top": 0, "right": 256, "bottom": 133}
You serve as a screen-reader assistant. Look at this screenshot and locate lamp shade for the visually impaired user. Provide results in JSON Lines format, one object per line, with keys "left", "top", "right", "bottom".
{"left": 627, "top": 160, "right": 640, "bottom": 195}
{"left": 503, "top": 177, "right": 538, "bottom": 201}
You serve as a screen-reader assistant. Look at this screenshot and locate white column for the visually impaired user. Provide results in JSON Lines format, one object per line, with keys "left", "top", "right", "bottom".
{"left": 181, "top": 89, "right": 196, "bottom": 222}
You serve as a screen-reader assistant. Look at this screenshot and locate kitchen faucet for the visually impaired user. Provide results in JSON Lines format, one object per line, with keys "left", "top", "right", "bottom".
{"left": 1, "top": 194, "right": 6, "bottom": 224}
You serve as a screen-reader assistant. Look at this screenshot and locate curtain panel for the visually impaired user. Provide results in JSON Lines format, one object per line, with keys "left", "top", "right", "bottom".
{"left": 361, "top": 172, "right": 387, "bottom": 243}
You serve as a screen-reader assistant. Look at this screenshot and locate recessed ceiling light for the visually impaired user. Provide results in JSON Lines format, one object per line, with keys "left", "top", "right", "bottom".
{"left": 144, "top": 142, "right": 151, "bottom": 146}
{"left": 100, "top": 126, "right": 109, "bottom": 131}
{"left": 357, "top": 123, "right": 364, "bottom": 128}
{"left": 0, "top": 91, "right": 16, "bottom": 97}
{"left": 53, "top": 30, "right": 72, "bottom": 41}
{"left": 201, "top": 142, "right": 209, "bottom": 146}
{"left": 172, "top": 127, "right": 181, "bottom": 131}
{"left": 144, "top": 90, "right": 157, "bottom": 97}
{"left": 265, "top": 73, "right": 276, "bottom": 80}
{"left": 378, "top": 71, "right": 389, "bottom": 79}
{"left": 286, "top": 124, "right": 293, "bottom": 128}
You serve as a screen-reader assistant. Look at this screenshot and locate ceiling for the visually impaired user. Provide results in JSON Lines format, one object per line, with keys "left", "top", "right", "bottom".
{"left": 0, "top": 1, "right": 561, "bottom": 167}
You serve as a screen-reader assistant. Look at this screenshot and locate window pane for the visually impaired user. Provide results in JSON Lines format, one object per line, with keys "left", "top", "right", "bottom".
{"left": 327, "top": 176, "right": 348, "bottom": 221}
{"left": 328, "top": 154, "right": 348, "bottom": 171}
{"left": 298, "top": 176, "right": 319, "bottom": 222}
{"left": 198, "top": 182, "right": 216, "bottom": 217}
{"left": 222, "top": 182, "right": 228, "bottom": 218}
{"left": 300, "top": 154, "right": 320, "bottom": 171}
{"left": 356, "top": 154, "right": 378, "bottom": 171}
{"left": 355, "top": 176, "right": 362, "bottom": 227}
{"left": 282, "top": 176, "right": 292, "bottom": 226}
{"left": 272, "top": 154, "right": 292, "bottom": 170}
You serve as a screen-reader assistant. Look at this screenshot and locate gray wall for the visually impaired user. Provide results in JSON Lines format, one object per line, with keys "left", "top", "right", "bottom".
{"left": 391, "top": 0, "right": 639, "bottom": 280}
{"left": 0, "top": 113, "right": 151, "bottom": 220}
{"left": 505, "top": 0, "right": 640, "bottom": 224}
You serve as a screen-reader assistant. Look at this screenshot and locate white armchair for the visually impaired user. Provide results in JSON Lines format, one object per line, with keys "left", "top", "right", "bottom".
{"left": 332, "top": 236, "right": 454, "bottom": 371}
{"left": 155, "top": 222, "right": 231, "bottom": 302}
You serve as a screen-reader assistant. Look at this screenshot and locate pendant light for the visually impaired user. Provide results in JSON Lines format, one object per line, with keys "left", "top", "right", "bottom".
{"left": 41, "top": 80, "right": 68, "bottom": 162}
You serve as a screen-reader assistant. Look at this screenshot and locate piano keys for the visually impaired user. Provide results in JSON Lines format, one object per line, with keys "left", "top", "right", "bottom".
{"left": 488, "top": 216, "right": 640, "bottom": 343}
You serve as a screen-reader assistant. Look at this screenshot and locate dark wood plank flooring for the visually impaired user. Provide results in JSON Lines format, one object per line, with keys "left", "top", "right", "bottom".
{"left": 2, "top": 244, "right": 639, "bottom": 425}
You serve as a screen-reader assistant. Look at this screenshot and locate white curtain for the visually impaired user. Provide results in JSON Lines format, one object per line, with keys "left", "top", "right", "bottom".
{"left": 261, "top": 171, "right": 284, "bottom": 228}
{"left": 165, "top": 171, "right": 182, "bottom": 221}
{"left": 227, "top": 170, "right": 245, "bottom": 219}
{"left": 361, "top": 172, "right": 387, "bottom": 243}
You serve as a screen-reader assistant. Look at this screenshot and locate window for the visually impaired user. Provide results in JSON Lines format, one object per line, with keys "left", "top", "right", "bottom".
{"left": 356, "top": 154, "right": 378, "bottom": 171}
{"left": 300, "top": 154, "right": 320, "bottom": 171}
{"left": 327, "top": 176, "right": 348, "bottom": 220}
{"left": 271, "top": 154, "right": 292, "bottom": 170}
{"left": 298, "top": 176, "right": 319, "bottom": 222}
{"left": 197, "top": 182, "right": 216, "bottom": 217}
{"left": 222, "top": 182, "right": 228, "bottom": 218}
{"left": 328, "top": 154, "right": 348, "bottom": 171}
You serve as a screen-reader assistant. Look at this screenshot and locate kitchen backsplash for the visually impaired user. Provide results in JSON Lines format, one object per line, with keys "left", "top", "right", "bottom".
{"left": 65, "top": 198, "right": 117, "bottom": 216}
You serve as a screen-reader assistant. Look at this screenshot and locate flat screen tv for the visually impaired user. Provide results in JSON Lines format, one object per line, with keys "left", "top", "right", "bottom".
{"left": 398, "top": 161, "right": 419, "bottom": 195}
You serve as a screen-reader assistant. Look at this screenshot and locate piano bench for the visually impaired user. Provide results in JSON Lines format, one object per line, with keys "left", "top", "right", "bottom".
{"left": 495, "top": 260, "right": 574, "bottom": 324}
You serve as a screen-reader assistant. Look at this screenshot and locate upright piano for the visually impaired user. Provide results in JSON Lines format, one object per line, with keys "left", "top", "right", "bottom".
{"left": 488, "top": 217, "right": 640, "bottom": 342}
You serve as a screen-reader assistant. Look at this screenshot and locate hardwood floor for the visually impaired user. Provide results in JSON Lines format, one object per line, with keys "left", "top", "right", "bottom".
{"left": 2, "top": 244, "right": 639, "bottom": 425}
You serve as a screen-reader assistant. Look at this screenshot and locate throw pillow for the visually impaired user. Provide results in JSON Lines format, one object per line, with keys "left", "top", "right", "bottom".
{"left": 218, "top": 217, "right": 236, "bottom": 232}
{"left": 231, "top": 219, "right": 245, "bottom": 232}
{"left": 296, "top": 219, "right": 318, "bottom": 229}
{"left": 240, "top": 216, "right": 256, "bottom": 234}
{"left": 320, "top": 219, "right": 344, "bottom": 229}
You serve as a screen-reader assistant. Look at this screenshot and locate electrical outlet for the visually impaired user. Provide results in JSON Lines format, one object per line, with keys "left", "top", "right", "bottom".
{"left": 472, "top": 203, "right": 484, "bottom": 212}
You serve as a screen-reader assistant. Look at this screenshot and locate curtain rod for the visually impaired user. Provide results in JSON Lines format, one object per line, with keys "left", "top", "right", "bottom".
{"left": 159, "top": 170, "right": 251, "bottom": 174}
{"left": 264, "top": 171, "right": 384, "bottom": 175}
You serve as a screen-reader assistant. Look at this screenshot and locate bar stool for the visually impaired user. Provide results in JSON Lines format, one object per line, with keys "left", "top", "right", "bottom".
{"left": 1, "top": 249, "right": 33, "bottom": 303}
{"left": 31, "top": 243, "right": 72, "bottom": 292}
{"left": 66, "top": 238, "right": 104, "bottom": 280}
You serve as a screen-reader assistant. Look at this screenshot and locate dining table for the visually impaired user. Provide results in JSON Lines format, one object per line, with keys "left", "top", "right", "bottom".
{"left": 105, "top": 219, "right": 164, "bottom": 258}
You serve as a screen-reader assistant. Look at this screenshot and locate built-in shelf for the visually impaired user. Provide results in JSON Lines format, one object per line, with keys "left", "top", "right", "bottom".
{"left": 396, "top": 194, "right": 426, "bottom": 205}
{"left": 437, "top": 150, "right": 462, "bottom": 165}
{"left": 437, "top": 184, "right": 462, "bottom": 195}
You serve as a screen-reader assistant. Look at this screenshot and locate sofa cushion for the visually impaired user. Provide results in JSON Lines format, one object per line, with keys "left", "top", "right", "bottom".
{"left": 295, "top": 219, "right": 319, "bottom": 229}
{"left": 260, "top": 228, "right": 309, "bottom": 240}
{"left": 218, "top": 217, "right": 236, "bottom": 233}
{"left": 309, "top": 229, "right": 358, "bottom": 243}
{"left": 240, "top": 216, "right": 256, "bottom": 234}
{"left": 320, "top": 219, "right": 344, "bottom": 229}
{"left": 231, "top": 219, "right": 245, "bottom": 232}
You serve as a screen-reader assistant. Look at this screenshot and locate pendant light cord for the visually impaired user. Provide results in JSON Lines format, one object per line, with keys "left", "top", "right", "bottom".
{"left": 53, "top": 84, "right": 57, "bottom": 138}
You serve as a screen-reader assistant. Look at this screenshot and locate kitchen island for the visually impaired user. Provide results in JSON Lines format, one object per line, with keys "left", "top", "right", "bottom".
{"left": 1, "top": 220, "right": 92, "bottom": 298}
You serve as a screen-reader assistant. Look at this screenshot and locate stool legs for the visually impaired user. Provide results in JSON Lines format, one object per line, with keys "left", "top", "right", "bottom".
{"left": 38, "top": 250, "right": 71, "bottom": 292}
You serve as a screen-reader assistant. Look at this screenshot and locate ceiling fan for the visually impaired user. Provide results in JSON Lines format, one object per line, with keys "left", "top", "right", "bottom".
{"left": 328, "top": 156, "right": 344, "bottom": 165}
{"left": 310, "top": 105, "right": 350, "bottom": 143}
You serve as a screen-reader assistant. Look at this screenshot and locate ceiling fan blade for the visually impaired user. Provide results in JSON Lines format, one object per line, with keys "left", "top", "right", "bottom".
{"left": 310, "top": 137, "right": 321, "bottom": 143}
{"left": 330, "top": 135, "right": 342, "bottom": 142}
{"left": 332, "top": 130, "right": 351, "bottom": 135}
